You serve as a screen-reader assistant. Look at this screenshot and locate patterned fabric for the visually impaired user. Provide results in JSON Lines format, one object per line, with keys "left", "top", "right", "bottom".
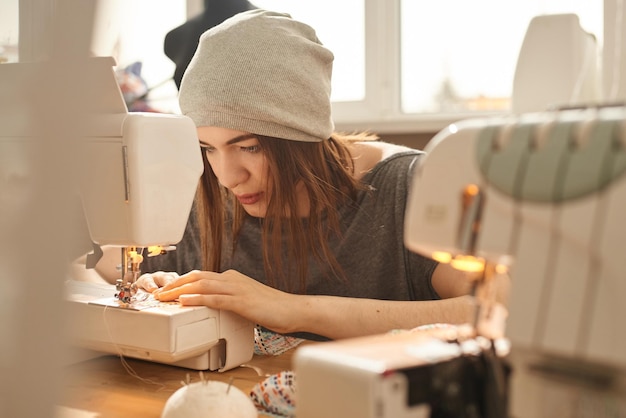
{"left": 254, "top": 327, "right": 304, "bottom": 356}
{"left": 250, "top": 370, "right": 296, "bottom": 418}
{"left": 114, "top": 61, "right": 159, "bottom": 112}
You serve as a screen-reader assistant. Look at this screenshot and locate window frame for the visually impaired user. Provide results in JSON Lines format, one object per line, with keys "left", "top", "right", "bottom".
{"left": 332, "top": 0, "right": 485, "bottom": 134}
{"left": 17, "top": 0, "right": 624, "bottom": 134}
{"left": 334, "top": 0, "right": 621, "bottom": 134}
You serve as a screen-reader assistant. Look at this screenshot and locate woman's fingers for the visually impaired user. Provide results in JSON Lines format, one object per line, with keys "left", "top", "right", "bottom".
{"left": 157, "top": 270, "right": 206, "bottom": 291}
{"left": 147, "top": 270, "right": 296, "bottom": 334}
{"left": 136, "top": 271, "right": 179, "bottom": 292}
{"left": 154, "top": 272, "right": 229, "bottom": 301}
{"left": 178, "top": 293, "right": 229, "bottom": 309}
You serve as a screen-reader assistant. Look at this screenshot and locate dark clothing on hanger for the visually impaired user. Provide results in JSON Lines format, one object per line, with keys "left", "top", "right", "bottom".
{"left": 164, "top": 0, "right": 257, "bottom": 89}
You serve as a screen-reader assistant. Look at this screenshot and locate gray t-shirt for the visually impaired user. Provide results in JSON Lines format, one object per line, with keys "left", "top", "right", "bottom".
{"left": 143, "top": 150, "right": 440, "bottom": 337}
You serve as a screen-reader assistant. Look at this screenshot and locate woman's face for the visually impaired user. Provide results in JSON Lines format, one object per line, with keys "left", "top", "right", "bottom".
{"left": 198, "top": 126, "right": 309, "bottom": 218}
{"left": 198, "top": 126, "right": 268, "bottom": 217}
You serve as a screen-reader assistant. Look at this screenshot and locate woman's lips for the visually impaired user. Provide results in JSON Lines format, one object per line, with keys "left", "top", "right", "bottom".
{"left": 236, "top": 192, "right": 263, "bottom": 205}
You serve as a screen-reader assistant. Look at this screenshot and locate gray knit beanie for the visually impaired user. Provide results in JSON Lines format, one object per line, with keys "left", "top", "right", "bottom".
{"left": 179, "top": 9, "right": 334, "bottom": 142}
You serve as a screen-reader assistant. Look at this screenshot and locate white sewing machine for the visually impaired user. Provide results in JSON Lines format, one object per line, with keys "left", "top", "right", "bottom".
{"left": 0, "top": 57, "right": 254, "bottom": 372}
{"left": 295, "top": 105, "right": 626, "bottom": 417}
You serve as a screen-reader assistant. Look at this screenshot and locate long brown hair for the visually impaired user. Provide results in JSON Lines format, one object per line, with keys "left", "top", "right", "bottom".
{"left": 196, "top": 132, "right": 376, "bottom": 292}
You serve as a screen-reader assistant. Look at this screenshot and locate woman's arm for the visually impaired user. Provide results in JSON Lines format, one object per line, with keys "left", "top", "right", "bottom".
{"left": 285, "top": 293, "right": 477, "bottom": 339}
{"left": 291, "top": 266, "right": 509, "bottom": 340}
{"left": 140, "top": 264, "right": 510, "bottom": 340}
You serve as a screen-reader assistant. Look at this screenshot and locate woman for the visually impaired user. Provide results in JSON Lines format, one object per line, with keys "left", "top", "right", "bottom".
{"left": 137, "top": 9, "right": 507, "bottom": 341}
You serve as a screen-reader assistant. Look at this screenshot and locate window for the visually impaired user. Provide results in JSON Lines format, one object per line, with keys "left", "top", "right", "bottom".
{"left": 9, "top": 0, "right": 617, "bottom": 133}
{"left": 401, "top": 0, "right": 604, "bottom": 114}
{"left": 0, "top": 0, "right": 18, "bottom": 63}
{"left": 253, "top": 0, "right": 606, "bottom": 133}
{"left": 253, "top": 0, "right": 366, "bottom": 103}
{"left": 96, "top": 0, "right": 187, "bottom": 114}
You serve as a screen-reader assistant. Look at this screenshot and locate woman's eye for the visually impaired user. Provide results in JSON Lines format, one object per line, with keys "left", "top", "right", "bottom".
{"left": 241, "top": 145, "right": 260, "bottom": 153}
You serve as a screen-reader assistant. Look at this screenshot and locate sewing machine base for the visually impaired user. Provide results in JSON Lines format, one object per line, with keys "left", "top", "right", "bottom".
{"left": 65, "top": 280, "right": 254, "bottom": 371}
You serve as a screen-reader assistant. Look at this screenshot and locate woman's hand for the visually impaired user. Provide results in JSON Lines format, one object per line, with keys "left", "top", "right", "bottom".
{"left": 135, "top": 271, "right": 180, "bottom": 293}
{"left": 148, "top": 269, "right": 302, "bottom": 335}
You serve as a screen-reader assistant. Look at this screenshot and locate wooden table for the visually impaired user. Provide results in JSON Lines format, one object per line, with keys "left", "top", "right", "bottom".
{"left": 57, "top": 348, "right": 300, "bottom": 418}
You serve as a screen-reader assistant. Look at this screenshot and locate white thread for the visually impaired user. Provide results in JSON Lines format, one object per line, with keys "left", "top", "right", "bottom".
{"left": 239, "top": 363, "right": 271, "bottom": 377}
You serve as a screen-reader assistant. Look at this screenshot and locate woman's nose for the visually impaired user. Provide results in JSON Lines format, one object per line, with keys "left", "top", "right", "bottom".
{"left": 213, "top": 154, "right": 248, "bottom": 189}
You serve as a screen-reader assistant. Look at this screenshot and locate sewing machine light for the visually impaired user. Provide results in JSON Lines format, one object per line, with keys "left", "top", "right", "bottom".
{"left": 432, "top": 251, "right": 511, "bottom": 275}
{"left": 464, "top": 183, "right": 479, "bottom": 195}
{"left": 431, "top": 251, "right": 484, "bottom": 272}
{"left": 428, "top": 182, "right": 494, "bottom": 273}
{"left": 127, "top": 248, "right": 141, "bottom": 261}
{"left": 449, "top": 254, "right": 486, "bottom": 273}
{"left": 431, "top": 251, "right": 453, "bottom": 263}
{"left": 147, "top": 245, "right": 164, "bottom": 257}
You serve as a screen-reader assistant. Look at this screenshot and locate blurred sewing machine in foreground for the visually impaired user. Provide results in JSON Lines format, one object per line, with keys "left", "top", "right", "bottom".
{"left": 0, "top": 57, "right": 254, "bottom": 372}
{"left": 295, "top": 105, "right": 626, "bottom": 417}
